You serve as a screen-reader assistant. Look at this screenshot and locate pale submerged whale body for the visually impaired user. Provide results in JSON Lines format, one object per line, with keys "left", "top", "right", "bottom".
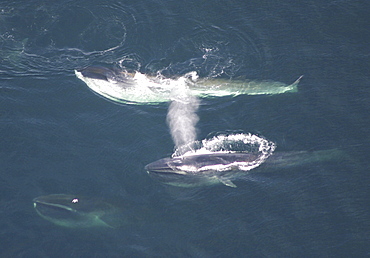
{"left": 145, "top": 149, "right": 344, "bottom": 188}
{"left": 75, "top": 66, "right": 302, "bottom": 105}
{"left": 33, "top": 194, "right": 125, "bottom": 228}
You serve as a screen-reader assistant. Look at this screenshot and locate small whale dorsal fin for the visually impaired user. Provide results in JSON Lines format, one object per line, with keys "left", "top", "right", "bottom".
{"left": 219, "top": 178, "right": 237, "bottom": 188}
{"left": 292, "top": 75, "right": 304, "bottom": 86}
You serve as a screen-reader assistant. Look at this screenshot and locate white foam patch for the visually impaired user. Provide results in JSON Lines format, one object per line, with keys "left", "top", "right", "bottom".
{"left": 75, "top": 70, "right": 172, "bottom": 104}
{"left": 172, "top": 133, "right": 276, "bottom": 173}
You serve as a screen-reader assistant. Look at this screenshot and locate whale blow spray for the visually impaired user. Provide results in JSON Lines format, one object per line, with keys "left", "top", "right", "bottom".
{"left": 166, "top": 76, "right": 200, "bottom": 153}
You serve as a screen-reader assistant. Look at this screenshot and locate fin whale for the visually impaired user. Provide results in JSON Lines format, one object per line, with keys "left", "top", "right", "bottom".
{"left": 145, "top": 149, "right": 344, "bottom": 188}
{"left": 33, "top": 194, "right": 125, "bottom": 228}
{"left": 75, "top": 66, "right": 302, "bottom": 105}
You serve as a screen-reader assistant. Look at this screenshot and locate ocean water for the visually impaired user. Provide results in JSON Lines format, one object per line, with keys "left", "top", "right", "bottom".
{"left": 1, "top": 0, "right": 369, "bottom": 256}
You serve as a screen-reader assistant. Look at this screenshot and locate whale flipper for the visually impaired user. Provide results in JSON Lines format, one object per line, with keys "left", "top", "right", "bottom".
{"left": 218, "top": 177, "right": 237, "bottom": 188}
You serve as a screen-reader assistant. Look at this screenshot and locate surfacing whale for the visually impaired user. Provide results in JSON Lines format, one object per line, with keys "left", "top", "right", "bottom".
{"left": 145, "top": 149, "right": 344, "bottom": 188}
{"left": 33, "top": 194, "right": 125, "bottom": 228}
{"left": 75, "top": 66, "right": 302, "bottom": 105}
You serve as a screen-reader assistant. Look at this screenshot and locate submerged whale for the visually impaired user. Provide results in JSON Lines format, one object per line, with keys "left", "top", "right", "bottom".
{"left": 75, "top": 66, "right": 302, "bottom": 105}
{"left": 145, "top": 149, "right": 344, "bottom": 188}
{"left": 33, "top": 194, "right": 125, "bottom": 228}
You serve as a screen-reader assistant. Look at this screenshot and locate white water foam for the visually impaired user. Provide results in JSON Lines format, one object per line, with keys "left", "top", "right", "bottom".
{"left": 172, "top": 133, "right": 276, "bottom": 172}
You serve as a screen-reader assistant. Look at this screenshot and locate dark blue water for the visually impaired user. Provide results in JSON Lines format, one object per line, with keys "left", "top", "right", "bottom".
{"left": 1, "top": 0, "right": 369, "bottom": 256}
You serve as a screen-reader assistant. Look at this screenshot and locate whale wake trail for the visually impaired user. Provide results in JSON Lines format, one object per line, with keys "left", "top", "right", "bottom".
{"left": 166, "top": 76, "right": 200, "bottom": 153}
